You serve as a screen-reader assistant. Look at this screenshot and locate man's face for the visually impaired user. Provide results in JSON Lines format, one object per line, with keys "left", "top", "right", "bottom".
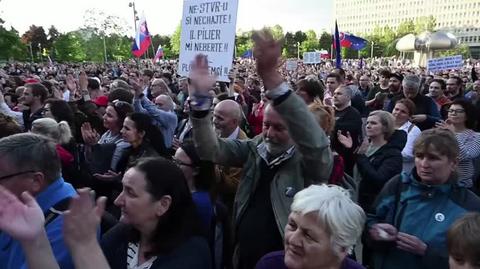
{"left": 213, "top": 105, "right": 238, "bottom": 138}
{"left": 388, "top": 77, "right": 402, "bottom": 93}
{"left": 429, "top": 81, "right": 444, "bottom": 98}
{"left": 333, "top": 87, "right": 350, "bottom": 108}
{"left": 403, "top": 85, "right": 419, "bottom": 99}
{"left": 326, "top": 77, "right": 340, "bottom": 93}
{"left": 446, "top": 79, "right": 460, "bottom": 96}
{"left": 359, "top": 76, "right": 370, "bottom": 89}
{"left": 154, "top": 96, "right": 171, "bottom": 112}
{"left": 0, "top": 158, "right": 37, "bottom": 197}
{"left": 150, "top": 82, "right": 168, "bottom": 99}
{"left": 20, "top": 87, "right": 35, "bottom": 106}
{"left": 262, "top": 105, "right": 293, "bottom": 156}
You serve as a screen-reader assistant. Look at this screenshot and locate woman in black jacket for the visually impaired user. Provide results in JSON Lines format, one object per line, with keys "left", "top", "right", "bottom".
{"left": 338, "top": 110, "right": 405, "bottom": 212}
{"left": 101, "top": 157, "right": 211, "bottom": 269}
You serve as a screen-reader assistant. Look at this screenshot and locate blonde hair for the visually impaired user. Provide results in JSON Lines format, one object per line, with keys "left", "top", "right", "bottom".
{"left": 308, "top": 102, "right": 335, "bottom": 135}
{"left": 368, "top": 110, "right": 395, "bottom": 139}
{"left": 291, "top": 184, "right": 366, "bottom": 255}
{"left": 31, "top": 118, "right": 72, "bottom": 144}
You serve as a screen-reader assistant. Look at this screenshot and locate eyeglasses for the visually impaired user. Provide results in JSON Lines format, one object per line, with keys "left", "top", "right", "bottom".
{"left": 447, "top": 109, "right": 465, "bottom": 114}
{"left": 0, "top": 170, "right": 36, "bottom": 181}
{"left": 172, "top": 158, "right": 196, "bottom": 168}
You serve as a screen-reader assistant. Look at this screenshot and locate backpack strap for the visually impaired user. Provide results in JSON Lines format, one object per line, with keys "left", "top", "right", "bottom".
{"left": 44, "top": 197, "right": 72, "bottom": 226}
{"left": 407, "top": 123, "right": 415, "bottom": 133}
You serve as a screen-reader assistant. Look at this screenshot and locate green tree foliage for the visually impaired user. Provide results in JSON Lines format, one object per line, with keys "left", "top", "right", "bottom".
{"left": 301, "top": 30, "right": 319, "bottom": 54}
{"left": 318, "top": 32, "right": 332, "bottom": 51}
{"left": 414, "top": 16, "right": 436, "bottom": 34}
{"left": 437, "top": 44, "right": 471, "bottom": 59}
{"left": 170, "top": 22, "right": 182, "bottom": 57}
{"left": 293, "top": 30, "right": 307, "bottom": 44}
{"left": 269, "top": 25, "right": 284, "bottom": 40}
{"left": 0, "top": 24, "right": 27, "bottom": 61}
{"left": 54, "top": 33, "right": 86, "bottom": 62}
{"left": 235, "top": 31, "right": 253, "bottom": 57}
{"left": 283, "top": 32, "right": 297, "bottom": 58}
{"left": 21, "top": 25, "right": 48, "bottom": 59}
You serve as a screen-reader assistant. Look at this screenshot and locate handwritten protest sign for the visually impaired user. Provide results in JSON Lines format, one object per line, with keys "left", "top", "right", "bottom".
{"left": 178, "top": 0, "right": 239, "bottom": 82}
{"left": 286, "top": 59, "right": 298, "bottom": 71}
{"left": 303, "top": 52, "right": 321, "bottom": 64}
{"left": 427, "top": 55, "right": 463, "bottom": 73}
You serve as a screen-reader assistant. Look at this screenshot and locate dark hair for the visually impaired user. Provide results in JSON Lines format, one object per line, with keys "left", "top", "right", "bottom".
{"left": 296, "top": 78, "right": 325, "bottom": 100}
{"left": 449, "top": 99, "right": 476, "bottom": 129}
{"left": 45, "top": 99, "right": 75, "bottom": 133}
{"left": 332, "top": 68, "right": 346, "bottom": 81}
{"left": 379, "top": 69, "right": 391, "bottom": 78}
{"left": 447, "top": 212, "right": 480, "bottom": 266}
{"left": 26, "top": 83, "right": 48, "bottom": 103}
{"left": 430, "top": 78, "right": 446, "bottom": 90}
{"left": 127, "top": 113, "right": 168, "bottom": 157}
{"left": 450, "top": 76, "right": 463, "bottom": 86}
{"left": 143, "top": 69, "right": 154, "bottom": 79}
{"left": 326, "top": 73, "right": 343, "bottom": 84}
{"left": 3, "top": 92, "right": 19, "bottom": 104}
{"left": 180, "top": 142, "right": 215, "bottom": 191}
{"left": 130, "top": 157, "right": 201, "bottom": 256}
{"left": 108, "top": 89, "right": 133, "bottom": 104}
{"left": 87, "top": 78, "right": 100, "bottom": 90}
{"left": 110, "top": 100, "right": 134, "bottom": 128}
{"left": 395, "top": 98, "right": 416, "bottom": 116}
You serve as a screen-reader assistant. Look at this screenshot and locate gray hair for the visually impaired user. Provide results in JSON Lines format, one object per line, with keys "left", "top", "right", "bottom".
{"left": 0, "top": 133, "right": 61, "bottom": 182}
{"left": 402, "top": 74, "right": 421, "bottom": 92}
{"left": 31, "top": 118, "right": 73, "bottom": 145}
{"left": 291, "top": 184, "right": 366, "bottom": 255}
{"left": 368, "top": 110, "right": 396, "bottom": 139}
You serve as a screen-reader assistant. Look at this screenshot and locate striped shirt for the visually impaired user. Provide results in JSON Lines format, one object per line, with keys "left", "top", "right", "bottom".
{"left": 127, "top": 242, "right": 157, "bottom": 269}
{"left": 455, "top": 129, "right": 480, "bottom": 188}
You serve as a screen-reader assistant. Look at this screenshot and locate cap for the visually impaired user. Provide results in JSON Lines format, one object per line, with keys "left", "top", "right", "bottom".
{"left": 93, "top": 95, "right": 108, "bottom": 107}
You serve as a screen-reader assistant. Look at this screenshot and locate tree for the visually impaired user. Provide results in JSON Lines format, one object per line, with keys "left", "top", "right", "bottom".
{"left": 301, "top": 30, "right": 319, "bottom": 54}
{"left": 46, "top": 25, "right": 60, "bottom": 58}
{"left": 318, "top": 31, "right": 332, "bottom": 51}
{"left": 170, "top": 22, "right": 182, "bottom": 57}
{"left": 437, "top": 44, "right": 471, "bottom": 59}
{"left": 414, "top": 16, "right": 437, "bottom": 34}
{"left": 269, "top": 25, "right": 284, "bottom": 40}
{"left": 0, "top": 24, "right": 27, "bottom": 61}
{"left": 54, "top": 33, "right": 86, "bottom": 62}
{"left": 21, "top": 25, "right": 48, "bottom": 61}
{"left": 293, "top": 31, "right": 307, "bottom": 44}
{"left": 283, "top": 32, "right": 297, "bottom": 58}
{"left": 235, "top": 31, "right": 253, "bottom": 57}
{"left": 396, "top": 20, "right": 415, "bottom": 38}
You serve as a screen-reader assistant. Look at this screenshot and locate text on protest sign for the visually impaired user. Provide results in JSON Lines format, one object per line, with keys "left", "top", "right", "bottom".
{"left": 178, "top": 0, "right": 239, "bottom": 82}
{"left": 303, "top": 52, "right": 321, "bottom": 64}
{"left": 427, "top": 55, "right": 463, "bottom": 73}
{"left": 286, "top": 60, "right": 298, "bottom": 71}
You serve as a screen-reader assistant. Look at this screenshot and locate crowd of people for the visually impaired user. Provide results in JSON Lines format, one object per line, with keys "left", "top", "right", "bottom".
{"left": 0, "top": 29, "right": 480, "bottom": 269}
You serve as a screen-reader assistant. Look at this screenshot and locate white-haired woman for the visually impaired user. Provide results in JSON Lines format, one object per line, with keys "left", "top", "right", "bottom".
{"left": 255, "top": 184, "right": 366, "bottom": 269}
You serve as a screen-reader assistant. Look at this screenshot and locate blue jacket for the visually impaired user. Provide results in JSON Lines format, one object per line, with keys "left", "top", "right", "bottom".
{"left": 133, "top": 96, "right": 178, "bottom": 148}
{"left": 0, "top": 178, "right": 76, "bottom": 269}
{"left": 367, "top": 170, "right": 480, "bottom": 269}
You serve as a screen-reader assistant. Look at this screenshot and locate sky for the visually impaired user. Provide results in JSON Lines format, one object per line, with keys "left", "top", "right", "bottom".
{"left": 0, "top": 0, "right": 333, "bottom": 36}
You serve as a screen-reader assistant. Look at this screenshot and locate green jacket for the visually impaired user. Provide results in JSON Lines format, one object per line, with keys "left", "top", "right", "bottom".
{"left": 191, "top": 82, "right": 333, "bottom": 237}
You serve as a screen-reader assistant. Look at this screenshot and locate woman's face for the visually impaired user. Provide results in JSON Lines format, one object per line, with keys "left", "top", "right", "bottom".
{"left": 365, "top": 115, "right": 384, "bottom": 139}
{"left": 284, "top": 211, "right": 344, "bottom": 269}
{"left": 447, "top": 104, "right": 467, "bottom": 127}
{"left": 114, "top": 168, "right": 169, "bottom": 232}
{"left": 121, "top": 117, "right": 144, "bottom": 146}
{"left": 174, "top": 148, "right": 195, "bottom": 184}
{"left": 42, "top": 103, "right": 54, "bottom": 119}
{"left": 296, "top": 89, "right": 313, "bottom": 105}
{"left": 414, "top": 147, "right": 457, "bottom": 185}
{"left": 449, "top": 256, "right": 478, "bottom": 269}
{"left": 103, "top": 106, "right": 120, "bottom": 130}
{"left": 392, "top": 103, "right": 410, "bottom": 125}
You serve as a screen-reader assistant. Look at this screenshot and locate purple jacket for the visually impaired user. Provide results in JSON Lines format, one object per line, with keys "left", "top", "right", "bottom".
{"left": 255, "top": 251, "right": 365, "bottom": 269}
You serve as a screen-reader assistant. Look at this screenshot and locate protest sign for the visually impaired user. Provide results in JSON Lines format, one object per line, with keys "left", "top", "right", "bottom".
{"left": 427, "top": 55, "right": 463, "bottom": 73}
{"left": 178, "top": 0, "right": 239, "bottom": 82}
{"left": 303, "top": 52, "right": 321, "bottom": 64}
{"left": 286, "top": 59, "right": 298, "bottom": 71}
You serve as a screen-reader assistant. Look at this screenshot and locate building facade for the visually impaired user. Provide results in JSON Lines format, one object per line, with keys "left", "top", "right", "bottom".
{"left": 334, "top": 0, "right": 480, "bottom": 58}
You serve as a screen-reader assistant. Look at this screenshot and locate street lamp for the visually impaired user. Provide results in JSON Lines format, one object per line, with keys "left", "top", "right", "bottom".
{"left": 297, "top": 42, "right": 300, "bottom": 60}
{"left": 128, "top": 1, "right": 138, "bottom": 34}
{"left": 370, "top": 41, "right": 374, "bottom": 58}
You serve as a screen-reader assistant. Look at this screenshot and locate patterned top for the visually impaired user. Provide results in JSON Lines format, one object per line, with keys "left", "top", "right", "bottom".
{"left": 455, "top": 129, "right": 480, "bottom": 188}
{"left": 127, "top": 243, "right": 157, "bottom": 269}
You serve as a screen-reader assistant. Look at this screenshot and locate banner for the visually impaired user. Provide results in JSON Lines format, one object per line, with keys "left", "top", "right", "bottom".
{"left": 427, "top": 55, "right": 463, "bottom": 73}
{"left": 303, "top": 52, "right": 322, "bottom": 64}
{"left": 178, "top": 0, "right": 239, "bottom": 82}
{"left": 285, "top": 60, "right": 298, "bottom": 71}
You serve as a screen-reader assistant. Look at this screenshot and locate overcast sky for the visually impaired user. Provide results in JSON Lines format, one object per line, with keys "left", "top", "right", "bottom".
{"left": 0, "top": 0, "right": 333, "bottom": 36}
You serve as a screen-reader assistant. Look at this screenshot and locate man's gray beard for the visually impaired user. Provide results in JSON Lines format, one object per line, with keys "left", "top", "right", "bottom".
{"left": 265, "top": 141, "right": 290, "bottom": 157}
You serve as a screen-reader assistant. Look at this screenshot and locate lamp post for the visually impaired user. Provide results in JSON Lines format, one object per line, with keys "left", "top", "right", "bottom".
{"left": 370, "top": 41, "right": 374, "bottom": 58}
{"left": 128, "top": 1, "right": 138, "bottom": 32}
{"left": 297, "top": 42, "right": 300, "bottom": 59}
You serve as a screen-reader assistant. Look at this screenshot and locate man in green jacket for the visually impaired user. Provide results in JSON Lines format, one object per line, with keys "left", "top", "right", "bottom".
{"left": 188, "top": 30, "right": 333, "bottom": 269}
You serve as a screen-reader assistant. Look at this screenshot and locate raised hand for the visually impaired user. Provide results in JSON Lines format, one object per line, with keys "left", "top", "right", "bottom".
{"left": 337, "top": 130, "right": 353, "bottom": 149}
{"left": 63, "top": 188, "right": 106, "bottom": 248}
{"left": 81, "top": 122, "right": 100, "bottom": 146}
{"left": 129, "top": 76, "right": 144, "bottom": 98}
{"left": 78, "top": 71, "right": 89, "bottom": 94}
{"left": 0, "top": 186, "right": 45, "bottom": 243}
{"left": 252, "top": 29, "right": 283, "bottom": 80}
{"left": 66, "top": 74, "right": 77, "bottom": 92}
{"left": 189, "top": 54, "right": 217, "bottom": 94}
{"left": 435, "top": 120, "right": 454, "bottom": 132}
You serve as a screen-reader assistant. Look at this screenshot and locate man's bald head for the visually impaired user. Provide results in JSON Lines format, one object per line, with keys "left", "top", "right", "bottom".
{"left": 213, "top": 99, "right": 242, "bottom": 137}
{"left": 154, "top": 94, "right": 175, "bottom": 112}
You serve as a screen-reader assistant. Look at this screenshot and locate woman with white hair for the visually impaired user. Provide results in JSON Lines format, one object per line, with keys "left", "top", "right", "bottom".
{"left": 255, "top": 184, "right": 366, "bottom": 269}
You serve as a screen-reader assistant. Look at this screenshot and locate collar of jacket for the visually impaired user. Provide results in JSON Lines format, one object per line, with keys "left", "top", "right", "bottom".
{"left": 256, "top": 142, "right": 295, "bottom": 168}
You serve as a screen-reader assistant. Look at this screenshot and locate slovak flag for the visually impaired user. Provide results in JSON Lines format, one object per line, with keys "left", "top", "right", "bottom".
{"left": 153, "top": 45, "right": 164, "bottom": 63}
{"left": 132, "top": 15, "right": 152, "bottom": 58}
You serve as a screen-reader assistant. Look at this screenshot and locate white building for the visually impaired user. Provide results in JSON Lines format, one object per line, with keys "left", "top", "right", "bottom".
{"left": 334, "top": 0, "right": 480, "bottom": 58}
